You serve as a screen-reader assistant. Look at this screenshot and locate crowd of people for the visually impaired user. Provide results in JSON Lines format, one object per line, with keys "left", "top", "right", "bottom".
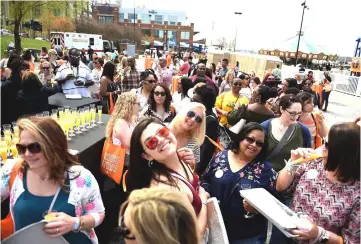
{"left": 0, "top": 47, "right": 360, "bottom": 244}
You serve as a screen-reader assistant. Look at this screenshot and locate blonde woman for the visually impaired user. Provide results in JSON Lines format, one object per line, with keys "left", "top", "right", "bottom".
{"left": 105, "top": 92, "right": 140, "bottom": 166}
{"left": 38, "top": 61, "right": 55, "bottom": 86}
{"left": 0, "top": 117, "right": 104, "bottom": 243}
{"left": 219, "top": 70, "right": 235, "bottom": 94}
{"left": 169, "top": 102, "right": 206, "bottom": 165}
{"left": 118, "top": 56, "right": 128, "bottom": 74}
{"left": 118, "top": 188, "right": 199, "bottom": 244}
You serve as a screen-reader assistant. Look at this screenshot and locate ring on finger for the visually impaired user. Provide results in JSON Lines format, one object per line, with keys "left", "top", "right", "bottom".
{"left": 57, "top": 227, "right": 59, "bottom": 233}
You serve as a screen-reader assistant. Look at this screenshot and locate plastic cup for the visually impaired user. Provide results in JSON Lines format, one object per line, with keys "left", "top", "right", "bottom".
{"left": 42, "top": 210, "right": 58, "bottom": 221}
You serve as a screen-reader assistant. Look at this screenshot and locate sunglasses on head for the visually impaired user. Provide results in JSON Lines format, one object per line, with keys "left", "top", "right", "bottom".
{"left": 144, "top": 126, "right": 170, "bottom": 150}
{"left": 154, "top": 91, "right": 166, "bottom": 97}
{"left": 118, "top": 201, "right": 136, "bottom": 240}
{"left": 244, "top": 137, "right": 265, "bottom": 148}
{"left": 187, "top": 111, "right": 202, "bottom": 124}
{"left": 16, "top": 142, "right": 42, "bottom": 155}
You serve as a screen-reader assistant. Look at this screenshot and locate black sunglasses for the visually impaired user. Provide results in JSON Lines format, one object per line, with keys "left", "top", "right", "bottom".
{"left": 187, "top": 111, "right": 202, "bottom": 124}
{"left": 118, "top": 202, "right": 136, "bottom": 240}
{"left": 154, "top": 91, "right": 166, "bottom": 97}
{"left": 233, "top": 82, "right": 242, "bottom": 86}
{"left": 42, "top": 67, "right": 50, "bottom": 70}
{"left": 145, "top": 79, "right": 156, "bottom": 84}
{"left": 16, "top": 142, "right": 42, "bottom": 154}
{"left": 244, "top": 137, "right": 265, "bottom": 148}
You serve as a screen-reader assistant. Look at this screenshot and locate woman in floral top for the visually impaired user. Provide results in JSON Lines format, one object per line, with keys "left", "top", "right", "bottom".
{"left": 0, "top": 117, "right": 105, "bottom": 244}
{"left": 202, "top": 122, "right": 277, "bottom": 244}
{"left": 277, "top": 122, "right": 360, "bottom": 244}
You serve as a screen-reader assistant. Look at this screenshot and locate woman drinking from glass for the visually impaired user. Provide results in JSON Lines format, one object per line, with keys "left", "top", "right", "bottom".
{"left": 202, "top": 122, "right": 277, "bottom": 243}
{"left": 0, "top": 117, "right": 105, "bottom": 243}
{"left": 276, "top": 122, "right": 360, "bottom": 244}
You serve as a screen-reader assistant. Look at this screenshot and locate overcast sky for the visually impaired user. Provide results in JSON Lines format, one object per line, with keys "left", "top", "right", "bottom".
{"left": 118, "top": 0, "right": 360, "bottom": 56}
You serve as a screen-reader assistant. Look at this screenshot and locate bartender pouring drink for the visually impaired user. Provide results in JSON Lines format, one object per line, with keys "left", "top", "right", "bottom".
{"left": 55, "top": 48, "right": 94, "bottom": 97}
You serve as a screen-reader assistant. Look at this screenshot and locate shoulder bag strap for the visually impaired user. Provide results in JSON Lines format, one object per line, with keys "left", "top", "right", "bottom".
{"left": 266, "top": 123, "right": 296, "bottom": 161}
{"left": 169, "top": 172, "right": 196, "bottom": 192}
{"left": 205, "top": 135, "right": 224, "bottom": 151}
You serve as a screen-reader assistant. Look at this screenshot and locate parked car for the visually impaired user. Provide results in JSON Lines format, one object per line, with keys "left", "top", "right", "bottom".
{"left": 0, "top": 29, "right": 12, "bottom": 36}
{"left": 20, "top": 33, "right": 29, "bottom": 38}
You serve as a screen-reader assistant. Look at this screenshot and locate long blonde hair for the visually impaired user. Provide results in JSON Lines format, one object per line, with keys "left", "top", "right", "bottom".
{"left": 122, "top": 187, "right": 199, "bottom": 244}
{"left": 105, "top": 92, "right": 138, "bottom": 138}
{"left": 17, "top": 117, "right": 79, "bottom": 189}
{"left": 169, "top": 102, "right": 205, "bottom": 146}
{"left": 225, "top": 70, "right": 235, "bottom": 83}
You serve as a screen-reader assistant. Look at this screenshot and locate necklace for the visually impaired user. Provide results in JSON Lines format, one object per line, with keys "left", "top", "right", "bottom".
{"left": 29, "top": 169, "right": 50, "bottom": 181}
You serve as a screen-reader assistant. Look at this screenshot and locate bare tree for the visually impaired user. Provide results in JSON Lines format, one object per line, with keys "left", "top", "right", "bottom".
{"left": 217, "top": 37, "right": 227, "bottom": 50}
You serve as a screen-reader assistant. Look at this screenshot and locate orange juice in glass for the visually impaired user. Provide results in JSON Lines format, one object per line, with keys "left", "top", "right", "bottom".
{"left": 43, "top": 210, "right": 57, "bottom": 221}
{"left": 11, "top": 144, "right": 18, "bottom": 158}
{"left": 0, "top": 147, "right": 8, "bottom": 163}
{"left": 97, "top": 106, "right": 103, "bottom": 124}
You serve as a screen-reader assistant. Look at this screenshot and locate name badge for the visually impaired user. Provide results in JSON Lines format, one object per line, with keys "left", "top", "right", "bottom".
{"left": 215, "top": 169, "right": 224, "bottom": 178}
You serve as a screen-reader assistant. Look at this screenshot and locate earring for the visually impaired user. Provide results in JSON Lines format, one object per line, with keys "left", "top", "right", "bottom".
{"left": 254, "top": 97, "right": 261, "bottom": 104}
{"left": 148, "top": 160, "right": 153, "bottom": 168}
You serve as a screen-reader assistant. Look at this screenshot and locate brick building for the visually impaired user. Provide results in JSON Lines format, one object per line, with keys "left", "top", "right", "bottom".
{"left": 92, "top": 4, "right": 204, "bottom": 51}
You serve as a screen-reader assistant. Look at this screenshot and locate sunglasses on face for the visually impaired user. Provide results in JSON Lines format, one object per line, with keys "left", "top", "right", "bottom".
{"left": 154, "top": 91, "right": 166, "bottom": 97}
{"left": 233, "top": 82, "right": 242, "bottom": 87}
{"left": 42, "top": 67, "right": 50, "bottom": 70}
{"left": 285, "top": 109, "right": 302, "bottom": 117}
{"left": 304, "top": 82, "right": 312, "bottom": 86}
{"left": 244, "top": 137, "right": 265, "bottom": 148}
{"left": 118, "top": 202, "right": 136, "bottom": 240}
{"left": 187, "top": 111, "right": 202, "bottom": 124}
{"left": 70, "top": 55, "right": 80, "bottom": 59}
{"left": 145, "top": 79, "right": 156, "bottom": 84}
{"left": 144, "top": 126, "right": 170, "bottom": 150}
{"left": 16, "top": 142, "right": 42, "bottom": 155}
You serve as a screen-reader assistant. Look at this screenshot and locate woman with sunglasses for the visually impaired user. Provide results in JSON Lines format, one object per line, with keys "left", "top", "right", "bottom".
{"left": 126, "top": 117, "right": 208, "bottom": 238}
{"left": 38, "top": 61, "right": 54, "bottom": 87}
{"left": 202, "top": 122, "right": 277, "bottom": 243}
{"left": 17, "top": 71, "right": 62, "bottom": 117}
{"left": 295, "top": 92, "right": 329, "bottom": 149}
{"left": 117, "top": 187, "right": 199, "bottom": 244}
{"left": 99, "top": 61, "right": 121, "bottom": 114}
{"left": 276, "top": 122, "right": 360, "bottom": 244}
{"left": 0, "top": 117, "right": 105, "bottom": 243}
{"left": 301, "top": 78, "right": 320, "bottom": 108}
{"left": 239, "top": 74, "right": 252, "bottom": 100}
{"left": 169, "top": 102, "right": 206, "bottom": 165}
{"left": 261, "top": 95, "right": 311, "bottom": 172}
{"left": 91, "top": 57, "right": 104, "bottom": 85}
{"left": 216, "top": 78, "right": 249, "bottom": 127}
{"left": 141, "top": 83, "right": 176, "bottom": 124}
{"left": 134, "top": 70, "right": 156, "bottom": 113}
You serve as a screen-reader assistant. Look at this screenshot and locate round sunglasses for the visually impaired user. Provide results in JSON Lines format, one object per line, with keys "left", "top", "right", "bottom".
{"left": 16, "top": 142, "right": 42, "bottom": 154}
{"left": 244, "top": 137, "right": 264, "bottom": 148}
{"left": 144, "top": 126, "right": 170, "bottom": 150}
{"left": 187, "top": 111, "right": 202, "bottom": 124}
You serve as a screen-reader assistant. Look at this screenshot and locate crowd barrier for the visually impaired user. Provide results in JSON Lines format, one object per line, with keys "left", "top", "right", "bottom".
{"left": 281, "top": 66, "right": 361, "bottom": 97}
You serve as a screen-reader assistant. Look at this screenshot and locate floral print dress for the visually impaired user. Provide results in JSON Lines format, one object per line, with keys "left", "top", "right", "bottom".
{"left": 201, "top": 150, "right": 277, "bottom": 242}
{"left": 0, "top": 159, "right": 105, "bottom": 244}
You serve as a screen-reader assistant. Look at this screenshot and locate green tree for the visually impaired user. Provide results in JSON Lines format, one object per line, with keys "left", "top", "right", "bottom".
{"left": 9, "top": 1, "right": 47, "bottom": 52}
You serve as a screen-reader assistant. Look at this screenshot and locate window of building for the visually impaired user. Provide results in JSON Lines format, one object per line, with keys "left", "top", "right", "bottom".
{"left": 167, "top": 30, "right": 177, "bottom": 39}
{"left": 141, "top": 14, "right": 151, "bottom": 24}
{"left": 128, "top": 13, "right": 137, "bottom": 23}
{"left": 155, "top": 15, "right": 163, "bottom": 24}
{"left": 181, "top": 31, "right": 190, "bottom": 40}
{"left": 119, "top": 13, "right": 124, "bottom": 22}
{"left": 98, "top": 16, "right": 114, "bottom": 24}
{"left": 141, "top": 29, "right": 151, "bottom": 36}
{"left": 168, "top": 15, "right": 177, "bottom": 25}
{"left": 89, "top": 38, "right": 94, "bottom": 46}
{"left": 154, "top": 30, "right": 164, "bottom": 38}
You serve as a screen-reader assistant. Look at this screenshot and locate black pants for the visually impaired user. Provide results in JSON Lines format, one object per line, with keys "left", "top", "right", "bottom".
{"left": 322, "top": 90, "right": 331, "bottom": 110}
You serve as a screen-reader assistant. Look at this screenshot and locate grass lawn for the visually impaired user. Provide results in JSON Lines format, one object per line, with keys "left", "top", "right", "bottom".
{"left": 1, "top": 35, "right": 51, "bottom": 57}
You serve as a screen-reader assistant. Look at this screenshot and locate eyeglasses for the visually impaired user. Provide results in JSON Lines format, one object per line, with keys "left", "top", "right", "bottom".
{"left": 285, "top": 109, "right": 302, "bottom": 117}
{"left": 154, "top": 91, "right": 166, "bottom": 97}
{"left": 70, "top": 55, "right": 80, "bottom": 59}
{"left": 244, "top": 137, "right": 265, "bottom": 148}
{"left": 118, "top": 201, "right": 136, "bottom": 240}
{"left": 145, "top": 79, "right": 156, "bottom": 84}
{"left": 233, "top": 82, "right": 242, "bottom": 86}
{"left": 144, "top": 126, "right": 170, "bottom": 150}
{"left": 187, "top": 111, "right": 203, "bottom": 124}
{"left": 16, "top": 142, "right": 42, "bottom": 155}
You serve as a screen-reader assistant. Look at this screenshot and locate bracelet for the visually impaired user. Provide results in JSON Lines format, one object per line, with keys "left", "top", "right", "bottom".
{"left": 73, "top": 217, "right": 80, "bottom": 231}
{"left": 285, "top": 161, "right": 299, "bottom": 175}
{"left": 74, "top": 216, "right": 85, "bottom": 232}
{"left": 201, "top": 199, "right": 207, "bottom": 206}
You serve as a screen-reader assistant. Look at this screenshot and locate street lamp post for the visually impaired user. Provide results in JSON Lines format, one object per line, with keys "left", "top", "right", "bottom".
{"left": 234, "top": 12, "right": 242, "bottom": 52}
{"left": 295, "top": 0, "right": 308, "bottom": 66}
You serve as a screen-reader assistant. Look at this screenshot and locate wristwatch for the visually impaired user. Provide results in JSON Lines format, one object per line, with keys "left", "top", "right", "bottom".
{"left": 319, "top": 229, "right": 329, "bottom": 244}
{"left": 74, "top": 216, "right": 85, "bottom": 232}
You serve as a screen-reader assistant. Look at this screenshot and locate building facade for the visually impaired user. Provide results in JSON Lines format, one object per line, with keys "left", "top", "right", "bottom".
{"left": 93, "top": 4, "right": 197, "bottom": 50}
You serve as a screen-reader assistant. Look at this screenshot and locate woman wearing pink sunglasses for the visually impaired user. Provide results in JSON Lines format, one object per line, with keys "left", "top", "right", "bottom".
{"left": 126, "top": 117, "right": 208, "bottom": 239}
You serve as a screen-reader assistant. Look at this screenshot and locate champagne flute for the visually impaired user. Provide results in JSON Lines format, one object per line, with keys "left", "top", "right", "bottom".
{"left": 97, "top": 105, "right": 103, "bottom": 124}
{"left": 0, "top": 147, "right": 7, "bottom": 163}
{"left": 10, "top": 142, "right": 18, "bottom": 158}
{"left": 58, "top": 107, "right": 65, "bottom": 119}
{"left": 75, "top": 115, "right": 82, "bottom": 134}
{"left": 80, "top": 109, "right": 87, "bottom": 132}
{"left": 43, "top": 111, "right": 50, "bottom": 117}
{"left": 90, "top": 108, "right": 96, "bottom": 127}
{"left": 241, "top": 183, "right": 254, "bottom": 219}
